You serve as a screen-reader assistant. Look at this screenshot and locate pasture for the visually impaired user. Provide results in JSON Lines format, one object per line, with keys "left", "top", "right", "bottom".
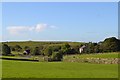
{"left": 2, "top": 59, "right": 118, "bottom": 78}
{"left": 64, "top": 52, "right": 119, "bottom": 59}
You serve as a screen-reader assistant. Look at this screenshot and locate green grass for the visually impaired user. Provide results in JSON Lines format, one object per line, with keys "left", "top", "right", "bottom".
{"left": 3, "top": 41, "right": 84, "bottom": 49}
{"left": 2, "top": 60, "right": 118, "bottom": 78}
{"left": 11, "top": 51, "right": 21, "bottom": 55}
{"left": 64, "top": 52, "right": 119, "bottom": 59}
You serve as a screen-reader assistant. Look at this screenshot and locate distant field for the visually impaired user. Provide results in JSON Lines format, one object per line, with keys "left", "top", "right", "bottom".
{"left": 64, "top": 52, "right": 119, "bottom": 59}
{"left": 2, "top": 52, "right": 119, "bottom": 62}
{"left": 2, "top": 60, "right": 118, "bottom": 78}
{"left": 4, "top": 41, "right": 84, "bottom": 49}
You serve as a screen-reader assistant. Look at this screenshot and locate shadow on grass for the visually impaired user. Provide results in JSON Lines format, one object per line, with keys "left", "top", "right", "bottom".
{"left": 1, "top": 57, "right": 38, "bottom": 62}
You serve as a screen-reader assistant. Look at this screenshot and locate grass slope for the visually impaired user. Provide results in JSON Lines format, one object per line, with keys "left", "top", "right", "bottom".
{"left": 64, "top": 52, "right": 119, "bottom": 59}
{"left": 3, "top": 41, "right": 84, "bottom": 49}
{"left": 2, "top": 60, "right": 118, "bottom": 78}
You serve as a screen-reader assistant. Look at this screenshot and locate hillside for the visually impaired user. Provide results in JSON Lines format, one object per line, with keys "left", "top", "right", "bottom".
{"left": 3, "top": 41, "right": 85, "bottom": 48}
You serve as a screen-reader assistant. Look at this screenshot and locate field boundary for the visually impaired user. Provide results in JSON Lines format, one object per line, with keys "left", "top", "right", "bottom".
{"left": 64, "top": 58, "right": 119, "bottom": 64}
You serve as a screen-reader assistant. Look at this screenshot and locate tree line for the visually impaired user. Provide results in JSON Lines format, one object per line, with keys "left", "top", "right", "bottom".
{"left": 2, "top": 37, "right": 120, "bottom": 61}
{"left": 83, "top": 37, "right": 120, "bottom": 53}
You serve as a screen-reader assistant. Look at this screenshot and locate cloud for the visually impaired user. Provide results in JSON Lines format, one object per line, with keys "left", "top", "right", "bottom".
{"left": 50, "top": 25, "right": 57, "bottom": 29}
{"left": 6, "top": 23, "right": 57, "bottom": 35}
{"left": 7, "top": 26, "right": 30, "bottom": 35}
{"left": 35, "top": 24, "right": 47, "bottom": 32}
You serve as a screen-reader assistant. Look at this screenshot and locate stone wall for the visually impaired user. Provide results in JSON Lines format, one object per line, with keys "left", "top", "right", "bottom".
{"left": 63, "top": 57, "right": 119, "bottom": 64}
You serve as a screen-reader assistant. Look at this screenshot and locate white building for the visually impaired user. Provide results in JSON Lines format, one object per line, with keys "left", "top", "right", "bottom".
{"left": 79, "top": 45, "right": 86, "bottom": 53}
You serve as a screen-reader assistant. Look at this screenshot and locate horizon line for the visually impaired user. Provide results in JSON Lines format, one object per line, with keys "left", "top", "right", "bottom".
{"left": 1, "top": 0, "right": 119, "bottom": 2}
{"left": 0, "top": 39, "right": 104, "bottom": 43}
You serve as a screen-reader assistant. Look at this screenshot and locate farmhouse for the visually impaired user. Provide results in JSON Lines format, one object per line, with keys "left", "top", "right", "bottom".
{"left": 79, "top": 45, "right": 86, "bottom": 53}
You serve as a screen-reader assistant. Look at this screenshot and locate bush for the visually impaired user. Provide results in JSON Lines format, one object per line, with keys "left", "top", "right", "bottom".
{"left": 2, "top": 44, "right": 11, "bottom": 55}
{"left": 9, "top": 46, "right": 15, "bottom": 51}
{"left": 33, "top": 47, "right": 40, "bottom": 55}
{"left": 44, "top": 46, "right": 52, "bottom": 56}
{"left": 61, "top": 43, "right": 71, "bottom": 55}
{"left": 14, "top": 45, "right": 22, "bottom": 52}
{"left": 51, "top": 51, "right": 63, "bottom": 61}
{"left": 70, "top": 45, "right": 81, "bottom": 54}
{"left": 51, "top": 45, "right": 61, "bottom": 52}
{"left": 24, "top": 46, "right": 30, "bottom": 50}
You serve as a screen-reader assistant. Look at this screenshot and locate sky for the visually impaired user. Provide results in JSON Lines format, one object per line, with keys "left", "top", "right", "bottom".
{"left": 1, "top": 2, "right": 118, "bottom": 42}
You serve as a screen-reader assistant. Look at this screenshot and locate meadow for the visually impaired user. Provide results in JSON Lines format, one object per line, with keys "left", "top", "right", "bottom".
{"left": 1, "top": 41, "right": 119, "bottom": 78}
{"left": 64, "top": 52, "right": 119, "bottom": 59}
{"left": 2, "top": 59, "right": 118, "bottom": 78}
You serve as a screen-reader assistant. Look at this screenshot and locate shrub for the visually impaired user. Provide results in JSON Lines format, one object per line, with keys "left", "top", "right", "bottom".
{"left": 44, "top": 46, "right": 52, "bottom": 56}
{"left": 9, "top": 46, "right": 15, "bottom": 51}
{"left": 61, "top": 43, "right": 71, "bottom": 55}
{"left": 70, "top": 45, "right": 81, "bottom": 54}
{"left": 51, "top": 45, "right": 61, "bottom": 52}
{"left": 51, "top": 51, "right": 63, "bottom": 61}
{"left": 33, "top": 47, "right": 40, "bottom": 55}
{"left": 14, "top": 45, "right": 22, "bottom": 52}
{"left": 2, "top": 44, "right": 11, "bottom": 55}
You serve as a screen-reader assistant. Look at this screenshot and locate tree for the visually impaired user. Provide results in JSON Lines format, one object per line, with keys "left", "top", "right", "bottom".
{"left": 39, "top": 45, "right": 44, "bottom": 50}
{"left": 51, "top": 50, "right": 63, "bottom": 61}
{"left": 71, "top": 45, "right": 81, "bottom": 54}
{"left": 2, "top": 44, "right": 11, "bottom": 55}
{"left": 101, "top": 37, "right": 120, "bottom": 52}
{"left": 24, "top": 46, "right": 30, "bottom": 50}
{"left": 9, "top": 46, "right": 15, "bottom": 51}
{"left": 33, "top": 47, "right": 40, "bottom": 55}
{"left": 14, "top": 45, "right": 22, "bottom": 52}
{"left": 38, "top": 45, "right": 44, "bottom": 55}
{"left": 94, "top": 45, "right": 100, "bottom": 53}
{"left": 44, "top": 46, "right": 52, "bottom": 56}
{"left": 61, "top": 43, "right": 71, "bottom": 55}
{"left": 51, "top": 45, "right": 61, "bottom": 52}
{"left": 62, "top": 43, "right": 70, "bottom": 49}
{"left": 86, "top": 42, "right": 99, "bottom": 53}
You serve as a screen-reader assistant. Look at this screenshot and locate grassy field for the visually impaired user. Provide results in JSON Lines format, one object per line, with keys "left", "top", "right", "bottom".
{"left": 1, "top": 52, "right": 119, "bottom": 62}
{"left": 1, "top": 52, "right": 119, "bottom": 78}
{"left": 64, "top": 52, "right": 119, "bottom": 59}
{"left": 2, "top": 59, "right": 118, "bottom": 78}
